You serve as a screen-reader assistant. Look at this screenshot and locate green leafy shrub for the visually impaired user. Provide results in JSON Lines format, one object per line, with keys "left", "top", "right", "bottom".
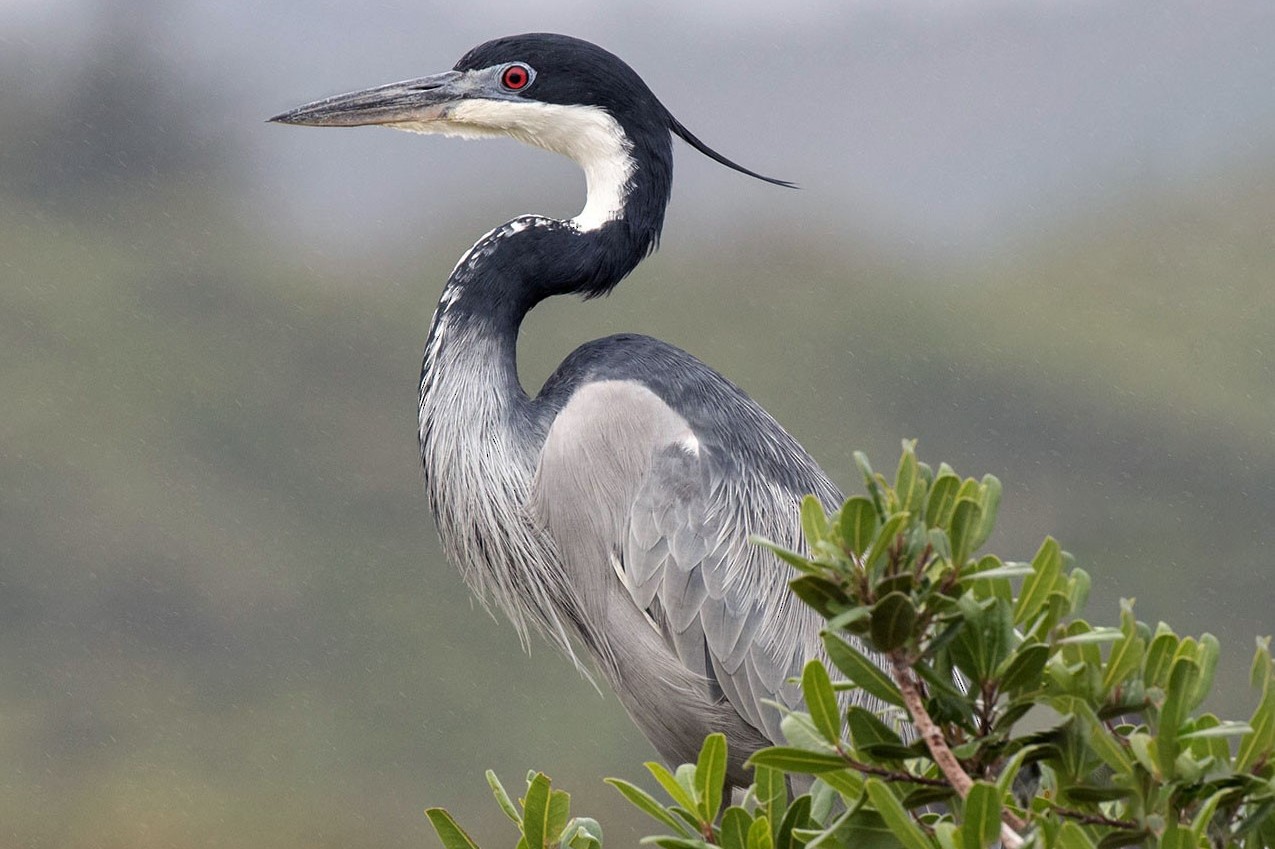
{"left": 428, "top": 443, "right": 1275, "bottom": 849}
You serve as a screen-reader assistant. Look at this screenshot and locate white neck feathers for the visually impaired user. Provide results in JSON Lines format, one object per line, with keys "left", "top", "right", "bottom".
{"left": 392, "top": 99, "right": 636, "bottom": 231}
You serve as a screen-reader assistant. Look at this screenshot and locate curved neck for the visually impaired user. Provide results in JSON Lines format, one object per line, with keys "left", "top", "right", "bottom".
{"left": 480, "top": 108, "right": 674, "bottom": 302}
{"left": 419, "top": 113, "right": 673, "bottom": 425}
{"left": 414, "top": 114, "right": 674, "bottom": 667}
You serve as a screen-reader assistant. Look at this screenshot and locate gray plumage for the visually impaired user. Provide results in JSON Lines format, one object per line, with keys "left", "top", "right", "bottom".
{"left": 532, "top": 380, "right": 835, "bottom": 782}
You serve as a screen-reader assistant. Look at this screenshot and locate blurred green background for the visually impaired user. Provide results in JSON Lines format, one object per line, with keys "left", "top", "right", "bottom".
{"left": 2, "top": 1, "right": 1273, "bottom": 847}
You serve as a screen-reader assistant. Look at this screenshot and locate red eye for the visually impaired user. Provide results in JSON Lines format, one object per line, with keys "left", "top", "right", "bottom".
{"left": 501, "top": 64, "right": 531, "bottom": 91}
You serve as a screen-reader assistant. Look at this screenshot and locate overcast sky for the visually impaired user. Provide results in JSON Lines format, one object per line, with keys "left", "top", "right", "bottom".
{"left": 5, "top": 0, "right": 1274, "bottom": 260}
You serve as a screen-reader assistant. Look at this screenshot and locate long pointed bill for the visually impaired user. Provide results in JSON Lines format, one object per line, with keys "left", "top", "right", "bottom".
{"left": 268, "top": 70, "right": 471, "bottom": 127}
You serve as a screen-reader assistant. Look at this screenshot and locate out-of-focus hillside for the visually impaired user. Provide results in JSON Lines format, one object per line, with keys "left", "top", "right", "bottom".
{"left": 3, "top": 3, "right": 1274, "bottom": 848}
{"left": 4, "top": 152, "right": 1273, "bottom": 846}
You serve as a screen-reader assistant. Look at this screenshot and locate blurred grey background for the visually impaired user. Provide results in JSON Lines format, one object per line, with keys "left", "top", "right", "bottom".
{"left": 2, "top": 1, "right": 1273, "bottom": 846}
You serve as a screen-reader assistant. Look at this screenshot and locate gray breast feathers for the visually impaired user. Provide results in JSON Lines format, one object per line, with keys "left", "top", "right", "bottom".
{"left": 529, "top": 379, "right": 828, "bottom": 752}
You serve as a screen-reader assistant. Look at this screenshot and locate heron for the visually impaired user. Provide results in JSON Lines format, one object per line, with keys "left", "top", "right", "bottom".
{"left": 271, "top": 33, "right": 878, "bottom": 788}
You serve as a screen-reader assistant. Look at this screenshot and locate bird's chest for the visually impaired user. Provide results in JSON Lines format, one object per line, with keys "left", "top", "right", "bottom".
{"left": 420, "top": 388, "right": 530, "bottom": 564}
{"left": 417, "top": 359, "right": 574, "bottom": 642}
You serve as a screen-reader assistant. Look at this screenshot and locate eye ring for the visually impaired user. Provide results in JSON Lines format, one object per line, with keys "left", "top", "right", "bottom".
{"left": 500, "top": 63, "right": 533, "bottom": 91}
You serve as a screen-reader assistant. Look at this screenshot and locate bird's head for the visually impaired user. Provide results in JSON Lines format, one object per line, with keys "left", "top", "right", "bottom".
{"left": 271, "top": 33, "right": 790, "bottom": 235}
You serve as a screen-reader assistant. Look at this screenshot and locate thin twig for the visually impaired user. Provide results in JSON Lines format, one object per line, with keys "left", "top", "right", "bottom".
{"left": 1051, "top": 807, "right": 1141, "bottom": 831}
{"left": 889, "top": 654, "right": 1029, "bottom": 848}
{"left": 840, "top": 753, "right": 951, "bottom": 788}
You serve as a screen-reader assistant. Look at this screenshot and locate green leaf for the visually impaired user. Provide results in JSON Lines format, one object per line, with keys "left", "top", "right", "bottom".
{"left": 823, "top": 632, "right": 905, "bottom": 708}
{"left": 926, "top": 474, "right": 961, "bottom": 529}
{"left": 1058, "top": 623, "right": 1102, "bottom": 687}
{"left": 1187, "top": 633, "right": 1220, "bottom": 711}
{"left": 994, "top": 744, "right": 1044, "bottom": 800}
{"left": 818, "top": 769, "right": 865, "bottom": 802}
{"left": 864, "top": 779, "right": 933, "bottom": 849}
{"left": 1067, "top": 566, "right": 1090, "bottom": 611}
{"left": 902, "top": 786, "right": 957, "bottom": 810}
{"left": 754, "top": 765, "right": 787, "bottom": 840}
{"left": 1061, "top": 785, "right": 1135, "bottom": 803}
{"left": 913, "top": 655, "right": 970, "bottom": 703}
{"left": 865, "top": 513, "right": 910, "bottom": 574}
{"left": 547, "top": 789, "right": 572, "bottom": 847}
{"left": 1157, "top": 657, "right": 1201, "bottom": 776}
{"left": 1101, "top": 630, "right": 1145, "bottom": 695}
{"left": 1057, "top": 627, "right": 1123, "bottom": 645}
{"left": 895, "top": 446, "right": 924, "bottom": 515}
{"left": 876, "top": 573, "right": 916, "bottom": 597}
{"left": 606, "top": 778, "right": 690, "bottom": 835}
{"left": 802, "top": 660, "right": 842, "bottom": 745}
{"left": 523, "top": 773, "right": 554, "bottom": 849}
{"left": 781, "top": 710, "right": 834, "bottom": 755}
{"left": 949, "top": 499, "right": 983, "bottom": 566}
{"left": 954, "top": 477, "right": 981, "bottom": 503}
{"left": 789, "top": 576, "right": 849, "bottom": 620}
{"left": 961, "top": 781, "right": 1001, "bottom": 849}
{"left": 1237, "top": 638, "right": 1275, "bottom": 771}
{"left": 1183, "top": 785, "right": 1234, "bottom": 841}
{"left": 801, "top": 496, "right": 831, "bottom": 546}
{"left": 1053, "top": 696, "right": 1133, "bottom": 773}
{"left": 746, "top": 747, "right": 848, "bottom": 774}
{"left": 747, "top": 815, "right": 774, "bottom": 849}
{"left": 839, "top": 497, "right": 880, "bottom": 558}
{"left": 997, "top": 642, "right": 1049, "bottom": 694}
{"left": 1013, "top": 537, "right": 1062, "bottom": 625}
{"left": 604, "top": 775, "right": 688, "bottom": 831}
{"left": 968, "top": 475, "right": 1002, "bottom": 551}
{"left": 933, "top": 822, "right": 960, "bottom": 849}
{"left": 1026, "top": 591, "right": 1070, "bottom": 643}
{"left": 950, "top": 597, "right": 1015, "bottom": 684}
{"left": 425, "top": 808, "right": 484, "bottom": 849}
{"left": 751, "top": 537, "right": 820, "bottom": 575}
{"left": 696, "top": 733, "right": 727, "bottom": 824}
{"left": 846, "top": 706, "right": 904, "bottom": 751}
{"left": 645, "top": 839, "right": 716, "bottom": 849}
{"left": 809, "top": 779, "right": 838, "bottom": 825}
{"left": 992, "top": 699, "right": 1034, "bottom": 732}
{"left": 963, "top": 556, "right": 1016, "bottom": 606}
{"left": 1127, "top": 732, "right": 1160, "bottom": 778}
{"left": 1179, "top": 720, "right": 1253, "bottom": 740}
{"left": 962, "top": 562, "right": 1034, "bottom": 582}
{"left": 1183, "top": 714, "right": 1237, "bottom": 768}
{"left": 1173, "top": 749, "right": 1205, "bottom": 783}
{"left": 720, "top": 808, "right": 753, "bottom": 849}
{"left": 926, "top": 529, "right": 953, "bottom": 568}
{"left": 870, "top": 592, "right": 918, "bottom": 653}
{"left": 1095, "top": 830, "right": 1150, "bottom": 849}
{"left": 645, "top": 762, "right": 699, "bottom": 813}
{"left": 775, "top": 795, "right": 812, "bottom": 849}
{"left": 1143, "top": 630, "right": 1179, "bottom": 688}
{"left": 1160, "top": 825, "right": 1191, "bottom": 849}
{"left": 824, "top": 810, "right": 913, "bottom": 849}
{"left": 487, "top": 770, "right": 522, "bottom": 825}
{"left": 1234, "top": 798, "right": 1275, "bottom": 842}
{"left": 854, "top": 451, "right": 886, "bottom": 519}
{"left": 674, "top": 764, "right": 698, "bottom": 807}
{"left": 826, "top": 606, "right": 872, "bottom": 632}
{"left": 1056, "top": 821, "right": 1098, "bottom": 849}
{"left": 561, "top": 818, "right": 603, "bottom": 849}
{"left": 1251, "top": 636, "right": 1272, "bottom": 690}
{"left": 1237, "top": 692, "right": 1275, "bottom": 772}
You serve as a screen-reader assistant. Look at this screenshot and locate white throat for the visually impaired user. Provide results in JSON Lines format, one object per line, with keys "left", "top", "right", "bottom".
{"left": 392, "top": 99, "right": 636, "bottom": 231}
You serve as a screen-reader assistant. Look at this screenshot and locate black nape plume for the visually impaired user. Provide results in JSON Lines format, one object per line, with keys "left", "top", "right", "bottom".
{"left": 665, "top": 111, "right": 797, "bottom": 189}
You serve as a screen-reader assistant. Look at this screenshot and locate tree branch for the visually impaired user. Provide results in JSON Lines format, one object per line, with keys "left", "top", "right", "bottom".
{"left": 889, "top": 654, "right": 1028, "bottom": 849}
{"left": 1052, "top": 807, "right": 1141, "bottom": 831}
{"left": 840, "top": 753, "right": 951, "bottom": 788}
